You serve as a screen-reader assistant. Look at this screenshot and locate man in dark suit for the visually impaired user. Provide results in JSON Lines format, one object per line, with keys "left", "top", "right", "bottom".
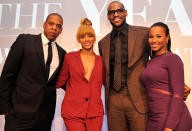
{"left": 0, "top": 13, "right": 66, "bottom": 131}
{"left": 99, "top": 1, "right": 191, "bottom": 131}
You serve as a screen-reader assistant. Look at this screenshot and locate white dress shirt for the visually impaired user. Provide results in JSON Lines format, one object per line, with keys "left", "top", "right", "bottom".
{"left": 41, "top": 33, "right": 59, "bottom": 79}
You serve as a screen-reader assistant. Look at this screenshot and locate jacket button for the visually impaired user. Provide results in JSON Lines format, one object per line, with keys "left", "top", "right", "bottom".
{"left": 85, "top": 98, "right": 88, "bottom": 101}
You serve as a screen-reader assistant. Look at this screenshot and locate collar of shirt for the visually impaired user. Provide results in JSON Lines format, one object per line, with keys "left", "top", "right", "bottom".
{"left": 41, "top": 33, "right": 56, "bottom": 46}
{"left": 111, "top": 23, "right": 128, "bottom": 38}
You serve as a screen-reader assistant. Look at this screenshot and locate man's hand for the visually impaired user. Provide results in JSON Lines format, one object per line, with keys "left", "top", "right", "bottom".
{"left": 4, "top": 112, "right": 8, "bottom": 118}
{"left": 184, "top": 84, "right": 191, "bottom": 101}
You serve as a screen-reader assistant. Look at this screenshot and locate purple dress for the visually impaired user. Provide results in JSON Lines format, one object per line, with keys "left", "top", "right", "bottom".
{"left": 141, "top": 52, "right": 192, "bottom": 131}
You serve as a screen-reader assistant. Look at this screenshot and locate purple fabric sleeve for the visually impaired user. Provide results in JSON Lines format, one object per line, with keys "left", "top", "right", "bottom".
{"left": 165, "top": 54, "right": 184, "bottom": 129}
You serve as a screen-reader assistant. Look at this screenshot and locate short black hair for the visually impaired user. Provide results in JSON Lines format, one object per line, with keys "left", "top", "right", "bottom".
{"left": 45, "top": 13, "right": 63, "bottom": 24}
{"left": 107, "top": 1, "right": 125, "bottom": 11}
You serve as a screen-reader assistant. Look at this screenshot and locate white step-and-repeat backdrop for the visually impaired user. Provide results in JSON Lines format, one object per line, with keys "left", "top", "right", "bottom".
{"left": 0, "top": 0, "right": 192, "bottom": 130}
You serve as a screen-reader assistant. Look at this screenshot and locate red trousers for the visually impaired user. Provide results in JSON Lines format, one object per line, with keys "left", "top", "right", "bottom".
{"left": 64, "top": 116, "right": 103, "bottom": 131}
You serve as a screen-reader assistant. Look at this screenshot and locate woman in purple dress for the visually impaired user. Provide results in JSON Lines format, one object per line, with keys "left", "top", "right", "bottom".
{"left": 141, "top": 22, "right": 192, "bottom": 131}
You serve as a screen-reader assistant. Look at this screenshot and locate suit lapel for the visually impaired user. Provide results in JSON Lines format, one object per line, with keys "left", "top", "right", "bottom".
{"left": 56, "top": 43, "right": 63, "bottom": 69}
{"left": 34, "top": 34, "right": 47, "bottom": 77}
{"left": 103, "top": 34, "right": 111, "bottom": 74}
{"left": 76, "top": 50, "right": 88, "bottom": 79}
{"left": 128, "top": 26, "right": 137, "bottom": 68}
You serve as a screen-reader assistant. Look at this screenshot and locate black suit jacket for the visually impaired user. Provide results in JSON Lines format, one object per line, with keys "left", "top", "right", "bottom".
{"left": 0, "top": 34, "right": 66, "bottom": 121}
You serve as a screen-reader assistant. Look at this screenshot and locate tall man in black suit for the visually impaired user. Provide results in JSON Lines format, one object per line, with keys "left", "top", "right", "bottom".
{"left": 0, "top": 13, "right": 66, "bottom": 131}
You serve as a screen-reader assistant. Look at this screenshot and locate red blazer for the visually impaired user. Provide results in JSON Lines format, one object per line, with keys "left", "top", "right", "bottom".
{"left": 56, "top": 50, "right": 104, "bottom": 118}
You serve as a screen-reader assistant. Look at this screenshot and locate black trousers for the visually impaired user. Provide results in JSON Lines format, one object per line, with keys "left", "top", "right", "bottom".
{"left": 5, "top": 110, "right": 52, "bottom": 131}
{"left": 5, "top": 103, "right": 53, "bottom": 131}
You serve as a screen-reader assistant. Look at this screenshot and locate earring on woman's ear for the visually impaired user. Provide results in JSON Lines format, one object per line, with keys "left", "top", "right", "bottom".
{"left": 151, "top": 48, "right": 153, "bottom": 56}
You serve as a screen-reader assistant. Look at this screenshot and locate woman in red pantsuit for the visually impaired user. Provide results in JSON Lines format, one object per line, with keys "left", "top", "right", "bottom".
{"left": 56, "top": 18, "right": 104, "bottom": 131}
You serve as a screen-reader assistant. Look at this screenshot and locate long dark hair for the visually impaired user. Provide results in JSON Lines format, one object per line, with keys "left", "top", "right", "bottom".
{"left": 149, "top": 22, "right": 171, "bottom": 57}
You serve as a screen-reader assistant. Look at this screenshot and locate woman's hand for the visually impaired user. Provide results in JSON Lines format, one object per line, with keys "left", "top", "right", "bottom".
{"left": 164, "top": 128, "right": 173, "bottom": 131}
